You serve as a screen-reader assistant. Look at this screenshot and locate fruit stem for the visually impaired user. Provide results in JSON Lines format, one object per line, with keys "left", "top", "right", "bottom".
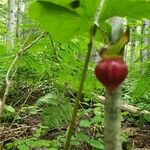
{"left": 104, "top": 87, "right": 122, "bottom": 150}
{"left": 63, "top": 1, "right": 105, "bottom": 149}
{"left": 104, "top": 17, "right": 124, "bottom": 150}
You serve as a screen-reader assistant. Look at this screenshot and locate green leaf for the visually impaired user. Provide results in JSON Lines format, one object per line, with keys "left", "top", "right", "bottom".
{"left": 5, "top": 105, "right": 15, "bottom": 113}
{"left": 17, "top": 145, "right": 30, "bottom": 150}
{"left": 89, "top": 139, "right": 104, "bottom": 149}
{"left": 75, "top": 133, "right": 90, "bottom": 142}
{"left": 37, "top": 93, "right": 57, "bottom": 106}
{"left": 100, "top": 0, "right": 150, "bottom": 21}
{"left": 144, "top": 114, "right": 150, "bottom": 122}
{"left": 38, "top": 0, "right": 70, "bottom": 7}
{"left": 41, "top": 92, "right": 72, "bottom": 128}
{"left": 5, "top": 143, "right": 14, "bottom": 149}
{"left": 91, "top": 115, "right": 103, "bottom": 124}
{"left": 48, "top": 148, "right": 58, "bottom": 150}
{"left": 106, "top": 28, "right": 129, "bottom": 56}
{"left": 29, "top": 140, "right": 50, "bottom": 147}
{"left": 80, "top": 0, "right": 100, "bottom": 19}
{"left": 79, "top": 119, "right": 91, "bottom": 127}
{"left": 28, "top": 0, "right": 89, "bottom": 42}
{"left": 121, "top": 131, "right": 129, "bottom": 143}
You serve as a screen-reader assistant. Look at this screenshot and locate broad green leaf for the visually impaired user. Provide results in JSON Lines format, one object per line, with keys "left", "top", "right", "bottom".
{"left": 38, "top": 0, "right": 70, "bottom": 7}
{"left": 28, "top": 0, "right": 109, "bottom": 42}
{"left": 28, "top": 0, "right": 90, "bottom": 42}
{"left": 100, "top": 0, "right": 150, "bottom": 21}
{"left": 80, "top": 0, "right": 100, "bottom": 20}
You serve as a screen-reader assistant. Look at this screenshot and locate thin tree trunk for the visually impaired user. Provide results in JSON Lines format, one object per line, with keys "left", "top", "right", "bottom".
{"left": 124, "top": 44, "right": 128, "bottom": 62}
{"left": 22, "top": 0, "right": 28, "bottom": 38}
{"left": 130, "top": 20, "right": 137, "bottom": 62}
{"left": 0, "top": 3, "right": 7, "bottom": 43}
{"left": 147, "top": 21, "right": 150, "bottom": 58}
{"left": 104, "top": 17, "right": 124, "bottom": 150}
{"left": 16, "top": 0, "right": 21, "bottom": 39}
{"left": 7, "top": 0, "right": 15, "bottom": 49}
{"left": 140, "top": 20, "right": 149, "bottom": 62}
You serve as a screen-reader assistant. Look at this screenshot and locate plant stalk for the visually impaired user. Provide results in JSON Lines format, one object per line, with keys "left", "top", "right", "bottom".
{"left": 104, "top": 87, "right": 122, "bottom": 150}
{"left": 63, "top": 24, "right": 97, "bottom": 150}
{"left": 104, "top": 17, "right": 124, "bottom": 150}
{"left": 63, "top": 1, "right": 105, "bottom": 149}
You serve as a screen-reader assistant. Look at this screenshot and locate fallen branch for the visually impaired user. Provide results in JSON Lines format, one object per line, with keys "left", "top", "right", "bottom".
{"left": 0, "top": 123, "right": 33, "bottom": 143}
{"left": 92, "top": 93, "right": 150, "bottom": 116}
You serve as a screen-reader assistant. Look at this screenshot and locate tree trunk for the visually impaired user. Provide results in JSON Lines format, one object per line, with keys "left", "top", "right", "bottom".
{"left": 16, "top": 0, "right": 21, "bottom": 39}
{"left": 22, "top": 0, "right": 28, "bottom": 38}
{"left": 140, "top": 20, "right": 149, "bottom": 62}
{"left": 130, "top": 20, "right": 137, "bottom": 62}
{"left": 7, "top": 0, "right": 15, "bottom": 49}
{"left": 145, "top": 20, "right": 150, "bottom": 59}
{"left": 0, "top": 3, "right": 7, "bottom": 43}
{"left": 104, "top": 17, "right": 124, "bottom": 150}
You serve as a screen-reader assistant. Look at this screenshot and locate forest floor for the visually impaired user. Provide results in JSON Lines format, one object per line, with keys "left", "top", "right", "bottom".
{"left": 0, "top": 110, "right": 150, "bottom": 150}
{"left": 122, "top": 120, "right": 150, "bottom": 149}
{"left": 0, "top": 90, "right": 150, "bottom": 150}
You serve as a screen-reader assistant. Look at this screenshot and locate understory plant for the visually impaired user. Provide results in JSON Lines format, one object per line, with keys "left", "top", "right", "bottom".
{"left": 1, "top": 0, "right": 150, "bottom": 150}
{"left": 28, "top": 0, "right": 150, "bottom": 150}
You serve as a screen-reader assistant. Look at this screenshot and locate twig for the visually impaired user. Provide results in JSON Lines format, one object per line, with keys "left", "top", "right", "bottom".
{"left": 0, "top": 125, "right": 30, "bottom": 136}
{"left": 1, "top": 32, "right": 46, "bottom": 109}
{"left": 0, "top": 73, "right": 46, "bottom": 149}
{"left": 0, "top": 32, "right": 46, "bottom": 150}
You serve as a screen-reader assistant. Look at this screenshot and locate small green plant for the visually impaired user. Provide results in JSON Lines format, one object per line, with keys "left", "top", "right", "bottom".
{"left": 37, "top": 91, "right": 72, "bottom": 128}
{"left": 74, "top": 132, "right": 104, "bottom": 150}
{"left": 5, "top": 137, "right": 61, "bottom": 150}
{"left": 1, "top": 105, "right": 16, "bottom": 122}
{"left": 121, "top": 131, "right": 129, "bottom": 144}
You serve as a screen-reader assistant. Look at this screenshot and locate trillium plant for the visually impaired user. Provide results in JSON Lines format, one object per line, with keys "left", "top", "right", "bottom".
{"left": 28, "top": 0, "right": 150, "bottom": 150}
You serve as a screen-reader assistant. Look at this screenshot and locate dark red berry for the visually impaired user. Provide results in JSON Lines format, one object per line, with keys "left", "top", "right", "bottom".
{"left": 95, "top": 57, "right": 128, "bottom": 92}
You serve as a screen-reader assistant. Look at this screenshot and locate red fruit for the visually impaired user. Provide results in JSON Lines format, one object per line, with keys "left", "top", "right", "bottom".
{"left": 95, "top": 57, "right": 128, "bottom": 92}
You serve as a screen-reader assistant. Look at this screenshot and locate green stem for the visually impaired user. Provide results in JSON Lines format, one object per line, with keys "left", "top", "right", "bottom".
{"left": 63, "top": 1, "right": 105, "bottom": 149}
{"left": 64, "top": 24, "right": 97, "bottom": 150}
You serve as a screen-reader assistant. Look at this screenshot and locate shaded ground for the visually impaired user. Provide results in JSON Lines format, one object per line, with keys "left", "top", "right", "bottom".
{"left": 0, "top": 87, "right": 149, "bottom": 149}
{"left": 0, "top": 112, "right": 150, "bottom": 150}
